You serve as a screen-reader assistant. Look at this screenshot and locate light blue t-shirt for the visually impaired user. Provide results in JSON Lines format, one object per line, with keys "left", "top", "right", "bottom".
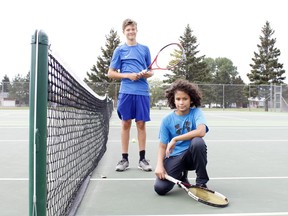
{"left": 159, "top": 108, "right": 209, "bottom": 157}
{"left": 109, "top": 43, "right": 151, "bottom": 96}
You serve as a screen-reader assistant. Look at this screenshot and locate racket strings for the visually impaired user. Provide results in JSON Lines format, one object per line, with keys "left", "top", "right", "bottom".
{"left": 188, "top": 187, "right": 228, "bottom": 205}
{"left": 165, "top": 174, "right": 228, "bottom": 208}
{"left": 155, "top": 44, "right": 184, "bottom": 70}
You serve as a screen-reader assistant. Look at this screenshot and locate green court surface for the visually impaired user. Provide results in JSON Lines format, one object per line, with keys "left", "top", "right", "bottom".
{"left": 1, "top": 109, "right": 288, "bottom": 215}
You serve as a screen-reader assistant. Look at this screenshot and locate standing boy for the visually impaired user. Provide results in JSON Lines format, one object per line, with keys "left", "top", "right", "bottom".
{"left": 108, "top": 18, "right": 153, "bottom": 172}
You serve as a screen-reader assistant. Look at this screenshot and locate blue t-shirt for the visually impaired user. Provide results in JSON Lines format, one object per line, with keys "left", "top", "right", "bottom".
{"left": 159, "top": 108, "right": 209, "bottom": 157}
{"left": 109, "top": 43, "right": 151, "bottom": 96}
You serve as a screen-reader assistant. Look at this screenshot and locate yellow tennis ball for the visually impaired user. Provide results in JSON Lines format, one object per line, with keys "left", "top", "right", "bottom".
{"left": 132, "top": 138, "right": 136, "bottom": 143}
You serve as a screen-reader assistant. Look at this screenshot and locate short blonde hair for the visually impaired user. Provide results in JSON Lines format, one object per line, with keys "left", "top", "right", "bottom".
{"left": 122, "top": 18, "right": 137, "bottom": 31}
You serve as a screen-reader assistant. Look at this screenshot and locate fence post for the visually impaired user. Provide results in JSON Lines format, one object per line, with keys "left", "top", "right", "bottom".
{"left": 222, "top": 84, "right": 225, "bottom": 110}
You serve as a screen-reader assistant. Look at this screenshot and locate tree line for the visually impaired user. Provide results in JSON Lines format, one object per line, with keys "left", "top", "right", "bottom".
{"left": 1, "top": 21, "right": 286, "bottom": 109}
{"left": 0, "top": 73, "right": 30, "bottom": 106}
{"left": 84, "top": 21, "right": 286, "bottom": 110}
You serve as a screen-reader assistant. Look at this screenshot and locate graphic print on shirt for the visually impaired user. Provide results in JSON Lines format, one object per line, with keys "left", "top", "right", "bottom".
{"left": 175, "top": 124, "right": 181, "bottom": 135}
{"left": 174, "top": 121, "right": 191, "bottom": 135}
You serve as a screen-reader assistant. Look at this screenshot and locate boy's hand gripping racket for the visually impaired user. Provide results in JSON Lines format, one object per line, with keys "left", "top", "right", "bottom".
{"left": 165, "top": 174, "right": 229, "bottom": 208}
{"left": 143, "top": 43, "right": 186, "bottom": 72}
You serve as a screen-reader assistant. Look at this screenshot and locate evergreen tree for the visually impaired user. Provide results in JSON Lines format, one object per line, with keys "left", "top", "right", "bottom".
{"left": 247, "top": 21, "right": 286, "bottom": 111}
{"left": 247, "top": 21, "right": 285, "bottom": 84}
{"left": 1, "top": 75, "right": 10, "bottom": 92}
{"left": 164, "top": 24, "right": 211, "bottom": 84}
{"left": 84, "top": 29, "right": 121, "bottom": 96}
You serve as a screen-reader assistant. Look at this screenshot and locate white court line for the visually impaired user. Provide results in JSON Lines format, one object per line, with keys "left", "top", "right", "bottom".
{"left": 123, "top": 213, "right": 288, "bottom": 216}
{"left": 2, "top": 139, "right": 287, "bottom": 143}
{"left": 90, "top": 176, "right": 288, "bottom": 181}
{"left": 0, "top": 140, "right": 28, "bottom": 142}
{"left": 0, "top": 178, "right": 28, "bottom": 181}
{"left": 0, "top": 126, "right": 28, "bottom": 129}
{"left": 108, "top": 139, "right": 288, "bottom": 143}
{"left": 205, "top": 139, "right": 288, "bottom": 142}
{"left": 110, "top": 125, "right": 288, "bottom": 128}
{"left": 206, "top": 115, "right": 250, "bottom": 121}
{"left": 2, "top": 176, "right": 288, "bottom": 181}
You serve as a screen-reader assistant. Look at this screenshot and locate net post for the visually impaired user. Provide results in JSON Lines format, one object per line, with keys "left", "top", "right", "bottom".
{"left": 29, "top": 29, "right": 49, "bottom": 216}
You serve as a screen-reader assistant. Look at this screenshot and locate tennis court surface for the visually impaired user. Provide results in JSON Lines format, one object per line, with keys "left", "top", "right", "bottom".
{"left": 1, "top": 109, "right": 288, "bottom": 215}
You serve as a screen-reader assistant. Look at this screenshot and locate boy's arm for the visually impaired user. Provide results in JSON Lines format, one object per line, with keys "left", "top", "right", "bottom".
{"left": 154, "top": 142, "right": 167, "bottom": 180}
{"left": 108, "top": 68, "right": 141, "bottom": 81}
{"left": 172, "top": 124, "right": 207, "bottom": 142}
{"left": 166, "top": 124, "right": 206, "bottom": 158}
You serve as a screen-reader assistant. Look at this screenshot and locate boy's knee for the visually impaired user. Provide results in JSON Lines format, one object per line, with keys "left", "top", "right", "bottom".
{"left": 154, "top": 180, "right": 173, "bottom": 195}
{"left": 191, "top": 137, "right": 205, "bottom": 148}
{"left": 154, "top": 184, "right": 169, "bottom": 196}
{"left": 192, "top": 137, "right": 204, "bottom": 144}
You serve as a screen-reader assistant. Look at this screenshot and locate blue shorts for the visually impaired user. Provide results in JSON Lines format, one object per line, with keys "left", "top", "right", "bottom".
{"left": 117, "top": 93, "right": 150, "bottom": 122}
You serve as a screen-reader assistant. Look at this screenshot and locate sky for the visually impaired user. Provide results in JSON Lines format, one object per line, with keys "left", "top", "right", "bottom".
{"left": 0, "top": 0, "right": 288, "bottom": 84}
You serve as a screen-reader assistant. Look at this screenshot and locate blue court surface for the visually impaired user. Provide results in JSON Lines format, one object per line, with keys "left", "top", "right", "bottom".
{"left": 0, "top": 109, "right": 288, "bottom": 216}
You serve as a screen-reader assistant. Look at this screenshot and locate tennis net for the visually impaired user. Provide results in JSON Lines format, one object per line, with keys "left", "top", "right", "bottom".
{"left": 29, "top": 30, "right": 113, "bottom": 216}
{"left": 47, "top": 54, "right": 113, "bottom": 216}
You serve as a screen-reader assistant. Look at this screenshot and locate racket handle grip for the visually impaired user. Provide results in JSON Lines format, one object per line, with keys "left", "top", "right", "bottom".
{"left": 165, "top": 174, "right": 178, "bottom": 184}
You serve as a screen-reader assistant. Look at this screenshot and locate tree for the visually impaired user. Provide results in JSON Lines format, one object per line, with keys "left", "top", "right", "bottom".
{"left": 9, "top": 72, "right": 30, "bottom": 106}
{"left": 247, "top": 21, "right": 286, "bottom": 111}
{"left": 203, "top": 57, "right": 246, "bottom": 108}
{"left": 213, "top": 57, "right": 239, "bottom": 83}
{"left": 215, "top": 57, "right": 245, "bottom": 108}
{"left": 148, "top": 78, "right": 166, "bottom": 107}
{"left": 248, "top": 21, "right": 285, "bottom": 85}
{"left": 84, "top": 29, "right": 121, "bottom": 97}
{"left": 164, "top": 24, "right": 211, "bottom": 84}
{"left": 227, "top": 76, "right": 247, "bottom": 108}
{"left": 1, "top": 75, "right": 10, "bottom": 93}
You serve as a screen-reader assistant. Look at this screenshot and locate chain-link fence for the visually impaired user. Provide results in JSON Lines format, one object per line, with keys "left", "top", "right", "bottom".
{"left": 197, "top": 83, "right": 288, "bottom": 112}
{"left": 1, "top": 81, "right": 288, "bottom": 112}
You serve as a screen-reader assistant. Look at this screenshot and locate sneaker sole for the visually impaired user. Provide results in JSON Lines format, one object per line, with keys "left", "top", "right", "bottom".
{"left": 115, "top": 166, "right": 129, "bottom": 172}
{"left": 138, "top": 166, "right": 152, "bottom": 172}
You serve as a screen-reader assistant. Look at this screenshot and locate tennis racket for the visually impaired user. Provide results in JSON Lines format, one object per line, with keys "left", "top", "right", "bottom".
{"left": 165, "top": 174, "right": 229, "bottom": 208}
{"left": 143, "top": 43, "right": 185, "bottom": 72}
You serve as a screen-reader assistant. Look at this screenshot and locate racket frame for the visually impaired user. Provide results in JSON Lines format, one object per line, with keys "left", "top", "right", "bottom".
{"left": 147, "top": 43, "right": 185, "bottom": 71}
{"left": 165, "top": 174, "right": 229, "bottom": 208}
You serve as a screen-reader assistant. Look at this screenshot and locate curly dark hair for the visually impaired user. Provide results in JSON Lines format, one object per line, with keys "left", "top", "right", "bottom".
{"left": 165, "top": 79, "right": 202, "bottom": 109}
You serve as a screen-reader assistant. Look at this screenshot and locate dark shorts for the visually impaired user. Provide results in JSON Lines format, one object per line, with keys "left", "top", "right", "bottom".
{"left": 117, "top": 93, "right": 150, "bottom": 122}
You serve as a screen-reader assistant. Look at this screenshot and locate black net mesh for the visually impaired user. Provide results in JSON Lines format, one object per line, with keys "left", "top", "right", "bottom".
{"left": 46, "top": 53, "right": 113, "bottom": 216}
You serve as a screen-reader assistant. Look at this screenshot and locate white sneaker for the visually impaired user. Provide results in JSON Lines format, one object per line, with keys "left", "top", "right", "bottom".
{"left": 115, "top": 159, "right": 129, "bottom": 171}
{"left": 138, "top": 159, "right": 152, "bottom": 171}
